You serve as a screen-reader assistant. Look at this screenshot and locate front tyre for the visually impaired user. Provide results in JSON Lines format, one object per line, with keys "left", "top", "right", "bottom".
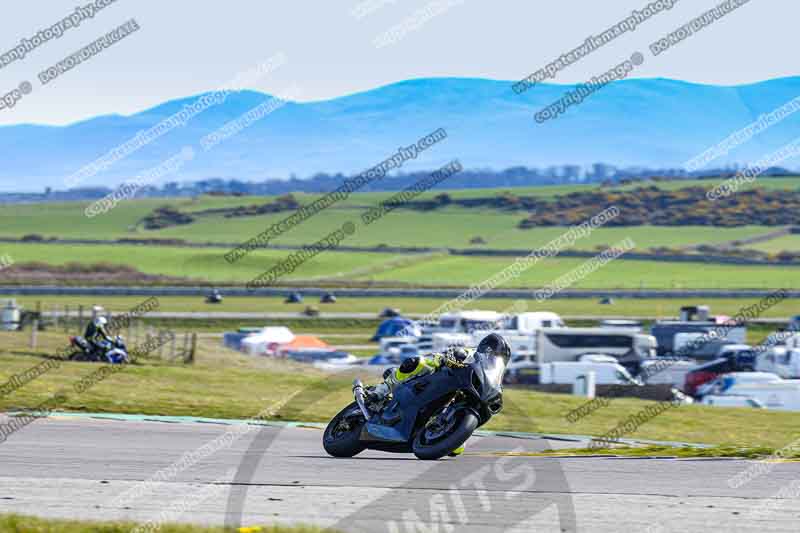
{"left": 323, "top": 402, "right": 367, "bottom": 458}
{"left": 413, "top": 408, "right": 478, "bottom": 460}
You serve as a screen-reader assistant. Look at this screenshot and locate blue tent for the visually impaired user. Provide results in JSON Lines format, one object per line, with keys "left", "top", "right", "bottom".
{"left": 371, "top": 317, "right": 420, "bottom": 341}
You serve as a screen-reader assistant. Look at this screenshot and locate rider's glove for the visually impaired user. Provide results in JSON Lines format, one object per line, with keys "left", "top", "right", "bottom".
{"left": 444, "top": 356, "right": 467, "bottom": 369}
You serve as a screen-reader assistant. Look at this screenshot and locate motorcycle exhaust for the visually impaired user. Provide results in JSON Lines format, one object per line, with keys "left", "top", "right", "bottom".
{"left": 352, "top": 379, "right": 371, "bottom": 420}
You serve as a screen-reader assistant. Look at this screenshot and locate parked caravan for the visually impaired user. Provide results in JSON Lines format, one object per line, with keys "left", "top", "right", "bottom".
{"left": 535, "top": 328, "right": 656, "bottom": 369}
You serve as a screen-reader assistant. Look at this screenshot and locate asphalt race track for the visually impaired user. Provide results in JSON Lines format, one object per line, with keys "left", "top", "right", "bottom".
{"left": 0, "top": 415, "right": 799, "bottom": 532}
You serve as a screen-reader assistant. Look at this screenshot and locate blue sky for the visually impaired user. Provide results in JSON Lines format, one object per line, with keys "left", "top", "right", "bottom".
{"left": 0, "top": 0, "right": 796, "bottom": 126}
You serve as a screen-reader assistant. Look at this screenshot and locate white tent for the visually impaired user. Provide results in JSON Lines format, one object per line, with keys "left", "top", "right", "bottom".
{"left": 240, "top": 327, "right": 295, "bottom": 356}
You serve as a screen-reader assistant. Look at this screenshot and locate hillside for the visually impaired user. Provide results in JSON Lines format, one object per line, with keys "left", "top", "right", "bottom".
{"left": 2, "top": 77, "right": 800, "bottom": 190}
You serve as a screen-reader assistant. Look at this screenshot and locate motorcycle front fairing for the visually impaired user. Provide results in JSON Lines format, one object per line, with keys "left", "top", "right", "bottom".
{"left": 469, "top": 349, "right": 506, "bottom": 422}
{"left": 104, "top": 336, "right": 129, "bottom": 364}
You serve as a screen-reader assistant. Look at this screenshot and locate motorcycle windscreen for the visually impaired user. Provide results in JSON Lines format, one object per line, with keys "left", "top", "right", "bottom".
{"left": 477, "top": 350, "right": 506, "bottom": 387}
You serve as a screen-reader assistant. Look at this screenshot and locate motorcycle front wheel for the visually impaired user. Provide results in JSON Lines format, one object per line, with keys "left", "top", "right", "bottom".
{"left": 413, "top": 408, "right": 478, "bottom": 460}
{"left": 323, "top": 402, "right": 367, "bottom": 458}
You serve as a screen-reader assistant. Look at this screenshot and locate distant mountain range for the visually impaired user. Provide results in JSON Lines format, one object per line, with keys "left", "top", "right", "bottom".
{"left": 2, "top": 76, "right": 800, "bottom": 192}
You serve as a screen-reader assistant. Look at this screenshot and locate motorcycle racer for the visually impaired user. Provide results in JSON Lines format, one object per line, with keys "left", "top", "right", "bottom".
{"left": 84, "top": 316, "right": 112, "bottom": 358}
{"left": 368, "top": 346, "right": 472, "bottom": 456}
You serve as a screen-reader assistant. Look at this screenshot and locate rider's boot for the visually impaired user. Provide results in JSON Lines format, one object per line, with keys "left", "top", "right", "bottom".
{"left": 448, "top": 446, "right": 465, "bottom": 457}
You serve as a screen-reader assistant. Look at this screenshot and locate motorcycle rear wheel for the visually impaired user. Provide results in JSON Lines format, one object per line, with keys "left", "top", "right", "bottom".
{"left": 68, "top": 351, "right": 92, "bottom": 362}
{"left": 413, "top": 408, "right": 478, "bottom": 460}
{"left": 323, "top": 402, "right": 367, "bottom": 458}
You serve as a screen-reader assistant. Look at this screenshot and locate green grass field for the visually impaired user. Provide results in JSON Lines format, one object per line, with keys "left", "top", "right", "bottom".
{"left": 0, "top": 242, "right": 399, "bottom": 284}
{"left": 10, "top": 295, "right": 799, "bottom": 320}
{"left": 2, "top": 178, "right": 799, "bottom": 291}
{"left": 0, "top": 201, "right": 775, "bottom": 251}
{"left": 135, "top": 209, "right": 774, "bottom": 251}
{"left": 353, "top": 253, "right": 798, "bottom": 288}
{"left": 747, "top": 234, "right": 800, "bottom": 253}
{"left": 2, "top": 241, "right": 798, "bottom": 288}
{"left": 0, "top": 178, "right": 795, "bottom": 251}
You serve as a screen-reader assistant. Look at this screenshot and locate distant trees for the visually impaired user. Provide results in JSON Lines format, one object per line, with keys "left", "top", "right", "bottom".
{"left": 140, "top": 207, "right": 195, "bottom": 230}
{"left": 518, "top": 186, "right": 800, "bottom": 228}
{"left": 138, "top": 194, "right": 302, "bottom": 230}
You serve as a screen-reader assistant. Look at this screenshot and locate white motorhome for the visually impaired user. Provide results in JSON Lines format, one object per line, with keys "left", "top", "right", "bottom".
{"left": 506, "top": 354, "right": 638, "bottom": 385}
{"left": 700, "top": 372, "right": 800, "bottom": 411}
{"left": 535, "top": 327, "right": 657, "bottom": 364}
{"left": 430, "top": 332, "right": 472, "bottom": 353}
{"left": 416, "top": 310, "right": 503, "bottom": 351}
{"left": 499, "top": 312, "right": 566, "bottom": 333}
{"left": 756, "top": 347, "right": 800, "bottom": 379}
{"left": 539, "top": 361, "right": 636, "bottom": 385}
{"left": 423, "top": 310, "right": 565, "bottom": 354}
{"left": 436, "top": 310, "right": 504, "bottom": 333}
{"left": 432, "top": 331, "right": 540, "bottom": 360}
{"left": 468, "top": 311, "right": 565, "bottom": 356}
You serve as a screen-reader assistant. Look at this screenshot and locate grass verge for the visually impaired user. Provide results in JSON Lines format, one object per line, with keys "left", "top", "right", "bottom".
{"left": 530, "top": 444, "right": 800, "bottom": 459}
{"left": 0, "top": 514, "right": 338, "bottom": 533}
{"left": 2, "top": 343, "right": 800, "bottom": 450}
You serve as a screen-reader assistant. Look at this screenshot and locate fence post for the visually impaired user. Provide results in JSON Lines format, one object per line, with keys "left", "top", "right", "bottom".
{"left": 146, "top": 327, "right": 154, "bottom": 355}
{"left": 185, "top": 333, "right": 197, "bottom": 364}
{"left": 30, "top": 319, "right": 38, "bottom": 350}
{"left": 182, "top": 333, "right": 190, "bottom": 360}
{"left": 169, "top": 333, "right": 176, "bottom": 360}
{"left": 78, "top": 305, "right": 84, "bottom": 333}
{"left": 64, "top": 305, "right": 70, "bottom": 333}
{"left": 158, "top": 331, "right": 165, "bottom": 358}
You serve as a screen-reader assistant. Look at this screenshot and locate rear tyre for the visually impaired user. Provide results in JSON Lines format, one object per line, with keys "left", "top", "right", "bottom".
{"left": 68, "top": 351, "right": 90, "bottom": 362}
{"left": 413, "top": 409, "right": 478, "bottom": 460}
{"left": 323, "top": 402, "right": 367, "bottom": 458}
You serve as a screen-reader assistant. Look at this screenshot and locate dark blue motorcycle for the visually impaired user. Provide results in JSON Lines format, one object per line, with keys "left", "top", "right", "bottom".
{"left": 323, "top": 334, "right": 510, "bottom": 460}
{"left": 69, "top": 335, "right": 129, "bottom": 364}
